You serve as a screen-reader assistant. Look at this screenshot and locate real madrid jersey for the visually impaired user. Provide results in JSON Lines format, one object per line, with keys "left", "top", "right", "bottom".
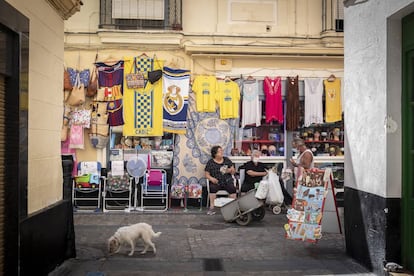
{"left": 216, "top": 80, "right": 240, "bottom": 119}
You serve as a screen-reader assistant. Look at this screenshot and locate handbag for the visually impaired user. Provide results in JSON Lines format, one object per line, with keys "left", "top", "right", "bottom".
{"left": 64, "top": 67, "right": 72, "bottom": 91}
{"left": 90, "top": 102, "right": 108, "bottom": 125}
{"left": 90, "top": 123, "right": 109, "bottom": 136}
{"left": 70, "top": 107, "right": 91, "bottom": 128}
{"left": 69, "top": 124, "right": 84, "bottom": 149}
{"left": 148, "top": 69, "right": 162, "bottom": 84}
{"left": 68, "top": 68, "right": 90, "bottom": 87}
{"left": 66, "top": 73, "right": 85, "bottom": 106}
{"left": 148, "top": 54, "right": 163, "bottom": 84}
{"left": 125, "top": 57, "right": 145, "bottom": 89}
{"left": 86, "top": 66, "right": 98, "bottom": 97}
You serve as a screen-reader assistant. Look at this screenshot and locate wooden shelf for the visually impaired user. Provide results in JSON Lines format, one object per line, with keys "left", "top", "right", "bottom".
{"left": 304, "top": 140, "right": 344, "bottom": 144}
{"left": 239, "top": 140, "right": 284, "bottom": 143}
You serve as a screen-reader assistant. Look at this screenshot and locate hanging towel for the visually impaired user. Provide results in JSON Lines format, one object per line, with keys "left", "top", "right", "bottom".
{"left": 69, "top": 125, "right": 84, "bottom": 149}
{"left": 123, "top": 57, "right": 163, "bottom": 137}
{"left": 162, "top": 66, "right": 191, "bottom": 134}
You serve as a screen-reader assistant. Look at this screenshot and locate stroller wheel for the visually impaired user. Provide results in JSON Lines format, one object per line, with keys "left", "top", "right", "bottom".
{"left": 252, "top": 206, "right": 266, "bottom": 221}
{"left": 272, "top": 205, "right": 282, "bottom": 215}
{"left": 236, "top": 213, "right": 252, "bottom": 226}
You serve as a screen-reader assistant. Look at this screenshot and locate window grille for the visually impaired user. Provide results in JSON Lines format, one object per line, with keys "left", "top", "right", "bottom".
{"left": 100, "top": 0, "right": 182, "bottom": 30}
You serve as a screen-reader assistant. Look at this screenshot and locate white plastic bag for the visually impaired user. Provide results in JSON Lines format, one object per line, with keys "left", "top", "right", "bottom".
{"left": 255, "top": 179, "right": 269, "bottom": 200}
{"left": 266, "top": 171, "right": 284, "bottom": 205}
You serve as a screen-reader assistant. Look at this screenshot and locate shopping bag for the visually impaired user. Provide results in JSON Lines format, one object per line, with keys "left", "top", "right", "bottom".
{"left": 255, "top": 179, "right": 269, "bottom": 200}
{"left": 266, "top": 171, "right": 284, "bottom": 205}
{"left": 66, "top": 73, "right": 85, "bottom": 106}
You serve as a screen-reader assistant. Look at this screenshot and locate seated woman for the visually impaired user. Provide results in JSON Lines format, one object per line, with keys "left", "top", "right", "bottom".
{"left": 205, "top": 145, "right": 237, "bottom": 215}
{"left": 240, "top": 150, "right": 268, "bottom": 194}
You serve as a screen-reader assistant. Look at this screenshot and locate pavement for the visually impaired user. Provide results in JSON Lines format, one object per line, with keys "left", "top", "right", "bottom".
{"left": 50, "top": 206, "right": 374, "bottom": 276}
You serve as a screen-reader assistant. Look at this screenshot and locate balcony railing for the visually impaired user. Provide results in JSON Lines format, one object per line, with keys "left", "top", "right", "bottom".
{"left": 99, "top": 0, "right": 182, "bottom": 30}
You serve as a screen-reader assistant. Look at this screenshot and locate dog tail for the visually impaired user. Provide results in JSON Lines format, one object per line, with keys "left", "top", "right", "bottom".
{"left": 153, "top": 231, "right": 162, "bottom": 238}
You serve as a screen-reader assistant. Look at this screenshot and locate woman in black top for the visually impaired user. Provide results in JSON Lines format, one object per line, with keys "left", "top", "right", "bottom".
{"left": 205, "top": 145, "right": 237, "bottom": 215}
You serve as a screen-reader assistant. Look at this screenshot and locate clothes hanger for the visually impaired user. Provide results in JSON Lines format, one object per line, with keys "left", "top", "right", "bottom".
{"left": 138, "top": 53, "right": 149, "bottom": 58}
{"left": 97, "top": 54, "right": 121, "bottom": 65}
{"left": 224, "top": 76, "right": 232, "bottom": 82}
{"left": 166, "top": 58, "right": 179, "bottom": 69}
{"left": 327, "top": 74, "right": 336, "bottom": 82}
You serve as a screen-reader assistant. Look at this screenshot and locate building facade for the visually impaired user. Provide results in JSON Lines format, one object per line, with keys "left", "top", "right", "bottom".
{"left": 65, "top": 1, "right": 414, "bottom": 274}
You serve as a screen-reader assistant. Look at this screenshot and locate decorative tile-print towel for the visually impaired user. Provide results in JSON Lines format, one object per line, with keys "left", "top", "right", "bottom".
{"left": 171, "top": 92, "right": 238, "bottom": 186}
{"left": 123, "top": 57, "right": 163, "bottom": 136}
{"left": 162, "top": 67, "right": 190, "bottom": 134}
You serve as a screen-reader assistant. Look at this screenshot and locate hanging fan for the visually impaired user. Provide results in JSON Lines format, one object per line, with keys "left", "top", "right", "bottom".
{"left": 126, "top": 156, "right": 147, "bottom": 179}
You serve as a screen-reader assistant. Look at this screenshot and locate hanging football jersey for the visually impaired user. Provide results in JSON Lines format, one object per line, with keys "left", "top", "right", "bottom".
{"left": 324, "top": 78, "right": 342, "bottom": 123}
{"left": 304, "top": 78, "right": 324, "bottom": 126}
{"left": 192, "top": 75, "right": 218, "bottom": 112}
{"left": 263, "top": 76, "right": 284, "bottom": 124}
{"left": 96, "top": 60, "right": 124, "bottom": 88}
{"left": 216, "top": 79, "right": 240, "bottom": 119}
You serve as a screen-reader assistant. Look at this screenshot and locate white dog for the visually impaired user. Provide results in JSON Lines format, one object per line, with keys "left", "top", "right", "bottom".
{"left": 107, "top": 222, "right": 162, "bottom": 256}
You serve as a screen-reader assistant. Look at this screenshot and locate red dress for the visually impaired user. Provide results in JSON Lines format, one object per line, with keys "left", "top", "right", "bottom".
{"left": 263, "top": 76, "right": 284, "bottom": 124}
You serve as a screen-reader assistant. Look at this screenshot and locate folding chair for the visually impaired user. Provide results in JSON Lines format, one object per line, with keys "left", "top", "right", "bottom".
{"left": 72, "top": 161, "right": 103, "bottom": 212}
{"left": 102, "top": 160, "right": 133, "bottom": 212}
{"left": 139, "top": 169, "right": 169, "bottom": 212}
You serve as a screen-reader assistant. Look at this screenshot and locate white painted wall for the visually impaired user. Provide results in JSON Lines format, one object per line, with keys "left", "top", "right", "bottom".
{"left": 6, "top": 0, "right": 65, "bottom": 213}
{"left": 344, "top": 0, "right": 414, "bottom": 197}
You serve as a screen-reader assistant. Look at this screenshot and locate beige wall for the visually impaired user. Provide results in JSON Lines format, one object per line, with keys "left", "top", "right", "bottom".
{"left": 183, "top": 0, "right": 322, "bottom": 36}
{"left": 6, "top": 0, "right": 65, "bottom": 214}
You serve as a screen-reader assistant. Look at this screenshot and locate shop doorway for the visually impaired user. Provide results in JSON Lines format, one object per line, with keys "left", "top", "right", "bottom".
{"left": 402, "top": 12, "right": 414, "bottom": 272}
